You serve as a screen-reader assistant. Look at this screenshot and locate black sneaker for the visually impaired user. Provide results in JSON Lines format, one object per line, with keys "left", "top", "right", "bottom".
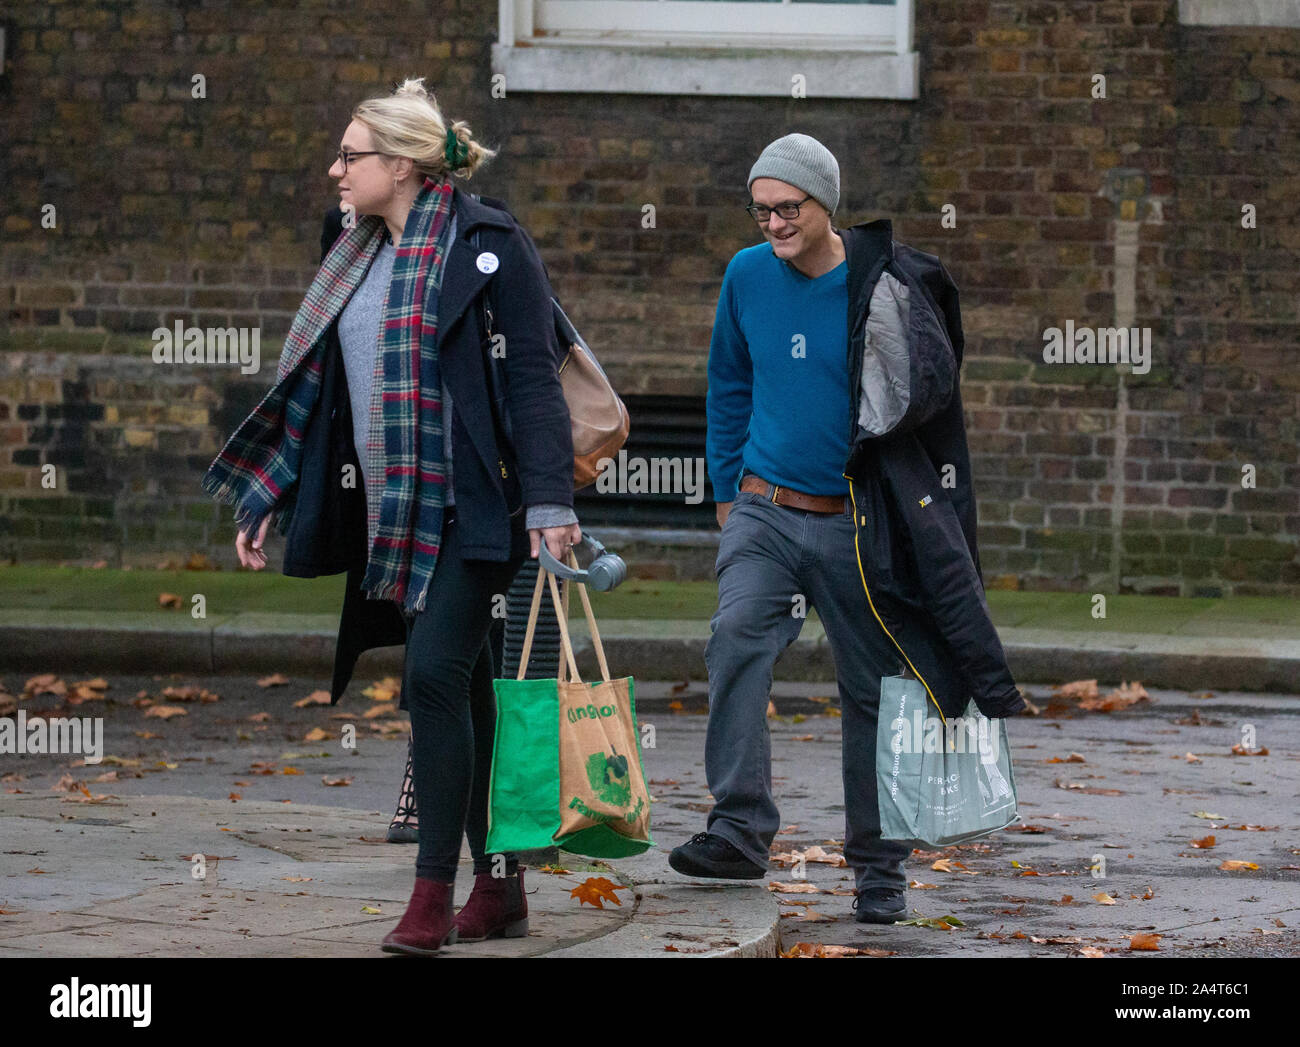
{"left": 668, "top": 832, "right": 767, "bottom": 879}
{"left": 852, "top": 886, "right": 906, "bottom": 924}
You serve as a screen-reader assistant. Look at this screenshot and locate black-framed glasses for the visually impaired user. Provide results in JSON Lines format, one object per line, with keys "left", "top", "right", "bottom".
{"left": 336, "top": 149, "right": 385, "bottom": 171}
{"left": 746, "top": 194, "right": 813, "bottom": 222}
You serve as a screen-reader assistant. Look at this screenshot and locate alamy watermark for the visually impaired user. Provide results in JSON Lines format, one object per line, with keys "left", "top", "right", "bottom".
{"left": 1041, "top": 321, "right": 1151, "bottom": 375}
{"left": 152, "top": 321, "right": 261, "bottom": 375}
{"left": 0, "top": 711, "right": 104, "bottom": 764}
{"left": 888, "top": 709, "right": 1001, "bottom": 764}
{"left": 594, "top": 450, "right": 705, "bottom": 505}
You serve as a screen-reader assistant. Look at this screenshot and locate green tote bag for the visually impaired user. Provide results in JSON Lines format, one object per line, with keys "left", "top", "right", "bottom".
{"left": 486, "top": 562, "right": 653, "bottom": 859}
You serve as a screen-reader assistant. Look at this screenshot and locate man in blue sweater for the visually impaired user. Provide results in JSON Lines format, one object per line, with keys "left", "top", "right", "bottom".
{"left": 668, "top": 134, "right": 910, "bottom": 924}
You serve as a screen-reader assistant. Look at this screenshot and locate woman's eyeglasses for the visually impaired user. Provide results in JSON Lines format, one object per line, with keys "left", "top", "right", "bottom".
{"left": 336, "top": 150, "right": 385, "bottom": 171}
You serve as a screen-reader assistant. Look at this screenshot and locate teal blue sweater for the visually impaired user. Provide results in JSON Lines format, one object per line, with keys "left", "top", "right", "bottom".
{"left": 706, "top": 243, "right": 852, "bottom": 501}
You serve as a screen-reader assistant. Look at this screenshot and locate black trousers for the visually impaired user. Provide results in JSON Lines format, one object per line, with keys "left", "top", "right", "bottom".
{"left": 402, "top": 509, "right": 525, "bottom": 882}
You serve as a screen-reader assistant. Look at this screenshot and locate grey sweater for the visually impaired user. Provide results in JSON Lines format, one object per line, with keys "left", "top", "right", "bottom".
{"left": 337, "top": 222, "right": 577, "bottom": 550}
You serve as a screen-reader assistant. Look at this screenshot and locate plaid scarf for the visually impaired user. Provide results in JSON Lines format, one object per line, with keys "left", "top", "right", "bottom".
{"left": 203, "top": 176, "right": 456, "bottom": 613}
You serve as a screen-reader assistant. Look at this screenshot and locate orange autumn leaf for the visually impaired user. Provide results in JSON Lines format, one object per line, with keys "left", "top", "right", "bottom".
{"left": 1052, "top": 679, "right": 1098, "bottom": 700}
{"left": 362, "top": 677, "right": 402, "bottom": 703}
{"left": 1230, "top": 744, "right": 1269, "bottom": 757}
{"left": 157, "top": 592, "right": 182, "bottom": 608}
{"left": 144, "top": 705, "right": 188, "bottom": 720}
{"left": 258, "top": 673, "right": 291, "bottom": 688}
{"left": 1218, "top": 860, "right": 1260, "bottom": 871}
{"left": 24, "top": 674, "right": 67, "bottom": 697}
{"left": 281, "top": 766, "right": 303, "bottom": 776}
{"left": 1129, "top": 933, "right": 1161, "bottom": 951}
{"left": 570, "top": 876, "right": 628, "bottom": 909}
{"left": 294, "top": 690, "right": 331, "bottom": 708}
{"left": 1093, "top": 892, "right": 1117, "bottom": 905}
{"left": 1191, "top": 835, "right": 1216, "bottom": 848}
{"left": 303, "top": 727, "right": 330, "bottom": 742}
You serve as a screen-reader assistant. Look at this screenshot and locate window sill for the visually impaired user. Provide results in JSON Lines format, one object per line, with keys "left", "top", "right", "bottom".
{"left": 491, "top": 42, "right": 919, "bottom": 99}
{"left": 1178, "top": 0, "right": 1300, "bottom": 27}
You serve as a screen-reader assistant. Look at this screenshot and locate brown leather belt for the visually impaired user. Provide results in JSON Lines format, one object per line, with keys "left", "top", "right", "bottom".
{"left": 740, "top": 474, "right": 848, "bottom": 514}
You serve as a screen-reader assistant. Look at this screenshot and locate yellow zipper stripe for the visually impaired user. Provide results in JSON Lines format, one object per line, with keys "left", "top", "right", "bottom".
{"left": 847, "top": 476, "right": 946, "bottom": 725}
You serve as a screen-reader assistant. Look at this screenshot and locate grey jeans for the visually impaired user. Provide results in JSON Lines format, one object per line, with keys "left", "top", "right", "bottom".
{"left": 704, "top": 487, "right": 911, "bottom": 890}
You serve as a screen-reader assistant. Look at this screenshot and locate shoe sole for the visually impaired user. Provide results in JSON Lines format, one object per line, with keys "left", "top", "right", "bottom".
{"left": 380, "top": 927, "right": 457, "bottom": 955}
{"left": 854, "top": 908, "right": 906, "bottom": 925}
{"left": 668, "top": 850, "right": 766, "bottom": 880}
{"left": 455, "top": 916, "right": 529, "bottom": 943}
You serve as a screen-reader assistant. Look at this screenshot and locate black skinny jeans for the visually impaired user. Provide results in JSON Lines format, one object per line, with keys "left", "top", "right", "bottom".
{"left": 403, "top": 508, "right": 525, "bottom": 882}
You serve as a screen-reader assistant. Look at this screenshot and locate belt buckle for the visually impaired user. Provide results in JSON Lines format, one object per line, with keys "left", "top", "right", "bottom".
{"left": 770, "top": 484, "right": 782, "bottom": 506}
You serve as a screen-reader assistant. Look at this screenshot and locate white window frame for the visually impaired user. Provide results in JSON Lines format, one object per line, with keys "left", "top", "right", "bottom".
{"left": 1179, "top": 0, "right": 1300, "bottom": 26}
{"left": 493, "top": 0, "right": 918, "bottom": 99}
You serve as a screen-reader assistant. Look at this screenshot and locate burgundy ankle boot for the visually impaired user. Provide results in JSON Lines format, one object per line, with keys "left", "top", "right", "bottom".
{"left": 454, "top": 866, "right": 529, "bottom": 942}
{"left": 381, "top": 876, "right": 457, "bottom": 956}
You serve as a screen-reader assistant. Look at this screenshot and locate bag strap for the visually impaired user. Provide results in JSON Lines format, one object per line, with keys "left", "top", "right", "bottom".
{"left": 514, "top": 557, "right": 613, "bottom": 685}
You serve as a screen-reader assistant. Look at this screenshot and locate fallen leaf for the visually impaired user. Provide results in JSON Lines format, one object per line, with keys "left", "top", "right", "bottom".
{"left": 896, "top": 915, "right": 965, "bottom": 930}
{"left": 257, "top": 673, "right": 291, "bottom": 688}
{"left": 1192, "top": 811, "right": 1223, "bottom": 820}
{"left": 1218, "top": 860, "right": 1260, "bottom": 871}
{"left": 909, "top": 881, "right": 940, "bottom": 890}
{"left": 767, "top": 881, "right": 820, "bottom": 894}
{"left": 294, "top": 690, "right": 331, "bottom": 708}
{"left": 1077, "top": 946, "right": 1106, "bottom": 957}
{"left": 1045, "top": 753, "right": 1086, "bottom": 763}
{"left": 321, "top": 775, "right": 353, "bottom": 787}
{"left": 536, "top": 864, "right": 571, "bottom": 875}
{"left": 1191, "top": 835, "right": 1216, "bottom": 848}
{"left": 303, "top": 727, "right": 331, "bottom": 742}
{"left": 158, "top": 592, "right": 182, "bottom": 608}
{"left": 1184, "top": 752, "right": 1202, "bottom": 763}
{"left": 1129, "top": 933, "right": 1161, "bottom": 951}
{"left": 932, "top": 858, "right": 978, "bottom": 875}
{"left": 362, "top": 677, "right": 401, "bottom": 703}
{"left": 1093, "top": 892, "right": 1117, "bottom": 905}
{"left": 360, "top": 906, "right": 382, "bottom": 915}
{"left": 1052, "top": 679, "right": 1098, "bottom": 700}
{"left": 282, "top": 766, "right": 303, "bottom": 776}
{"left": 144, "top": 705, "right": 188, "bottom": 720}
{"left": 281, "top": 877, "right": 312, "bottom": 882}
{"left": 1230, "top": 744, "right": 1269, "bottom": 757}
{"left": 570, "top": 877, "right": 628, "bottom": 909}
{"left": 248, "top": 712, "right": 272, "bottom": 723}
{"left": 51, "top": 773, "right": 86, "bottom": 793}
{"left": 1079, "top": 680, "right": 1149, "bottom": 712}
{"left": 161, "top": 684, "right": 219, "bottom": 703}
{"left": 24, "top": 674, "right": 67, "bottom": 697}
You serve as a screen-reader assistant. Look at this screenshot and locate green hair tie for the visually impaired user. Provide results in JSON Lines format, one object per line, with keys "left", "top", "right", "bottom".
{"left": 444, "top": 129, "right": 470, "bottom": 170}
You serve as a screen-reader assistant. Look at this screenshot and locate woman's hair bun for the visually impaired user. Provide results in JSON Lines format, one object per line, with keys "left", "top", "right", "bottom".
{"left": 393, "top": 77, "right": 430, "bottom": 100}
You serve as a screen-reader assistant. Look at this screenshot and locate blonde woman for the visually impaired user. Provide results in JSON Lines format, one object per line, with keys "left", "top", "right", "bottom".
{"left": 204, "top": 79, "right": 578, "bottom": 954}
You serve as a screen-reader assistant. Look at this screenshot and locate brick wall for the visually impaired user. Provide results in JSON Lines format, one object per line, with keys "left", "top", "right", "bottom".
{"left": 1, "top": 0, "right": 1297, "bottom": 594}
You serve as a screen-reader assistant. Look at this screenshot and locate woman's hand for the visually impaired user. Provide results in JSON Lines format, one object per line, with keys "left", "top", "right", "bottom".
{"left": 530, "top": 522, "right": 582, "bottom": 562}
{"left": 235, "top": 516, "right": 271, "bottom": 570}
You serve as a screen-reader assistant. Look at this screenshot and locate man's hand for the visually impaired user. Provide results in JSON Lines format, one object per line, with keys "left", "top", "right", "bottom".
{"left": 530, "top": 522, "right": 583, "bottom": 562}
{"left": 716, "top": 501, "right": 733, "bottom": 529}
{"left": 235, "top": 516, "right": 271, "bottom": 570}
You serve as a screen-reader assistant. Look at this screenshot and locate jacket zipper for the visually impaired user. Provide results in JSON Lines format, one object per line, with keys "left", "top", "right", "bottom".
{"left": 845, "top": 480, "right": 946, "bottom": 725}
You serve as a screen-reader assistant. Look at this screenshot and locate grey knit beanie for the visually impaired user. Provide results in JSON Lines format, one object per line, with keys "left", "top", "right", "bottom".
{"left": 747, "top": 133, "right": 840, "bottom": 216}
